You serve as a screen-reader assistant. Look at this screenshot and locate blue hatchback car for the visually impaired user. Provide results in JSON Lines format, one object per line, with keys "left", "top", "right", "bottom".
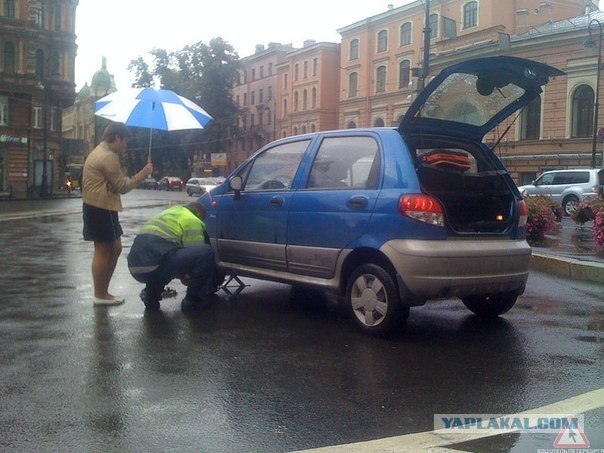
{"left": 199, "top": 56, "right": 564, "bottom": 336}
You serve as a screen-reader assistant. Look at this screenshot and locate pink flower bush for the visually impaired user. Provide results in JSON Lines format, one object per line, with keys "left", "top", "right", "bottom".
{"left": 524, "top": 195, "right": 557, "bottom": 244}
{"left": 594, "top": 210, "right": 604, "bottom": 249}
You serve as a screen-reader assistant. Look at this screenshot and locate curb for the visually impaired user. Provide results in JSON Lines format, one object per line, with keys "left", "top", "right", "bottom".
{"left": 531, "top": 252, "right": 604, "bottom": 284}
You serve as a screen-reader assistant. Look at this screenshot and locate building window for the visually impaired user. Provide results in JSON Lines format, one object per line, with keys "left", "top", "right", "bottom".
{"left": 521, "top": 96, "right": 541, "bottom": 140}
{"left": 268, "top": 86, "right": 273, "bottom": 100}
{"left": 3, "top": 42, "right": 15, "bottom": 73}
{"left": 400, "top": 22, "right": 412, "bottom": 46}
{"left": 35, "top": 49, "right": 45, "bottom": 79}
{"left": 312, "top": 87, "right": 317, "bottom": 108}
{"left": 260, "top": 65, "right": 264, "bottom": 79}
{"left": 3, "top": 0, "right": 15, "bottom": 17}
{"left": 0, "top": 96, "right": 8, "bottom": 126}
{"left": 251, "top": 91, "right": 255, "bottom": 105}
{"left": 311, "top": 124, "right": 316, "bottom": 132}
{"left": 303, "top": 61, "right": 308, "bottom": 79}
{"left": 294, "top": 91, "right": 299, "bottom": 111}
{"left": 33, "top": 7, "right": 44, "bottom": 27}
{"left": 312, "top": 58, "right": 318, "bottom": 76}
{"left": 284, "top": 73, "right": 288, "bottom": 89}
{"left": 347, "top": 121, "right": 357, "bottom": 129}
{"left": 268, "top": 63, "right": 273, "bottom": 76}
{"left": 294, "top": 64, "right": 299, "bottom": 81}
{"left": 251, "top": 68, "right": 256, "bottom": 81}
{"left": 571, "top": 84, "right": 594, "bottom": 138}
{"left": 350, "top": 39, "right": 359, "bottom": 60}
{"left": 301, "top": 125, "right": 306, "bottom": 134}
{"left": 303, "top": 89, "right": 308, "bottom": 110}
{"left": 399, "top": 60, "right": 410, "bottom": 88}
{"left": 348, "top": 72, "right": 358, "bottom": 98}
{"left": 377, "top": 30, "right": 388, "bottom": 52}
{"left": 463, "top": 1, "right": 478, "bottom": 29}
{"left": 53, "top": 3, "right": 62, "bottom": 31}
{"left": 374, "top": 118, "right": 385, "bottom": 127}
{"left": 429, "top": 14, "right": 439, "bottom": 38}
{"left": 283, "top": 99, "right": 288, "bottom": 117}
{"left": 50, "top": 108, "right": 58, "bottom": 131}
{"left": 376, "top": 65, "right": 387, "bottom": 92}
{"left": 243, "top": 93, "right": 247, "bottom": 106}
{"left": 259, "top": 89, "right": 264, "bottom": 103}
{"left": 33, "top": 105, "right": 42, "bottom": 128}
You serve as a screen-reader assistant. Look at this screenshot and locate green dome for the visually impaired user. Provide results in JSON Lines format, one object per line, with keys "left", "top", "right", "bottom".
{"left": 77, "top": 82, "right": 91, "bottom": 100}
{"left": 91, "top": 57, "right": 115, "bottom": 91}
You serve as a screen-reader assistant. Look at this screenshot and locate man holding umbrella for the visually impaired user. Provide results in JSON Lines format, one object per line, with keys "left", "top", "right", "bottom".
{"left": 82, "top": 122, "right": 153, "bottom": 305}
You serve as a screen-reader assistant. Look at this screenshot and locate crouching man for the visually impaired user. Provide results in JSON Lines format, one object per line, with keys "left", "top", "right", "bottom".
{"left": 127, "top": 202, "right": 216, "bottom": 311}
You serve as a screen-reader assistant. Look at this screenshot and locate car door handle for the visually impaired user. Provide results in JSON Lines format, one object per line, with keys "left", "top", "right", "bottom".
{"left": 347, "top": 196, "right": 368, "bottom": 209}
{"left": 270, "top": 196, "right": 284, "bottom": 207}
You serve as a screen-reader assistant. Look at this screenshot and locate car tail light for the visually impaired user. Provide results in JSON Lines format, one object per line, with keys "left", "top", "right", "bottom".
{"left": 398, "top": 194, "right": 444, "bottom": 226}
{"left": 518, "top": 200, "right": 529, "bottom": 227}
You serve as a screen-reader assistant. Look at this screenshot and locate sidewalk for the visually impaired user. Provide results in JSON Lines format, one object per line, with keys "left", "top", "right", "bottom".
{"left": 1, "top": 197, "right": 603, "bottom": 284}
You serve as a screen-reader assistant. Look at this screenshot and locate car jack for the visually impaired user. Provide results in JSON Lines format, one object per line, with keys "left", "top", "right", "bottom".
{"left": 220, "top": 274, "right": 249, "bottom": 298}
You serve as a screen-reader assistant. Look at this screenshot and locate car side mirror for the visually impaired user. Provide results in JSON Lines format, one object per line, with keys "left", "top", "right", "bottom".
{"left": 230, "top": 176, "right": 243, "bottom": 199}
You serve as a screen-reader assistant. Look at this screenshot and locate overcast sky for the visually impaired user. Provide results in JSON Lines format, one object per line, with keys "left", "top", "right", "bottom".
{"left": 74, "top": 0, "right": 394, "bottom": 91}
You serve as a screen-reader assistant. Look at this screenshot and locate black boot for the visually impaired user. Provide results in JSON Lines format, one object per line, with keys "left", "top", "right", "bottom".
{"left": 140, "top": 285, "right": 162, "bottom": 310}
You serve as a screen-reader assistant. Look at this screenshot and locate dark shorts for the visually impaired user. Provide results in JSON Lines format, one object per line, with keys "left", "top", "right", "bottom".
{"left": 83, "top": 203, "right": 123, "bottom": 242}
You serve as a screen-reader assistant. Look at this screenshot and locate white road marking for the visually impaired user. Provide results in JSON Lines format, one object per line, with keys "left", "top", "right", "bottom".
{"left": 294, "top": 388, "right": 604, "bottom": 452}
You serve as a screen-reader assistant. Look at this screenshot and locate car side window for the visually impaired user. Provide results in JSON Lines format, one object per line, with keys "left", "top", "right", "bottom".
{"left": 307, "top": 136, "right": 381, "bottom": 189}
{"left": 538, "top": 173, "right": 555, "bottom": 185}
{"left": 243, "top": 140, "right": 310, "bottom": 191}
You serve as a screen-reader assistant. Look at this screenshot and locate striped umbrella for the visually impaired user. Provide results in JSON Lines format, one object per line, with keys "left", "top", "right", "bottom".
{"left": 94, "top": 87, "right": 212, "bottom": 159}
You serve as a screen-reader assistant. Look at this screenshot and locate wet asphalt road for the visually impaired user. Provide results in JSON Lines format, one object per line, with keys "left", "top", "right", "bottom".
{"left": 0, "top": 190, "right": 602, "bottom": 452}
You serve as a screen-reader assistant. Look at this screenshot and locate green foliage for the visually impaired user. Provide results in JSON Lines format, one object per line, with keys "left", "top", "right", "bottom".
{"left": 127, "top": 37, "right": 241, "bottom": 175}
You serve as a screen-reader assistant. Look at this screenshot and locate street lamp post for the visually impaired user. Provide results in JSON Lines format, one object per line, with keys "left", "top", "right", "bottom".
{"left": 585, "top": 18, "right": 602, "bottom": 169}
{"left": 40, "top": 82, "right": 49, "bottom": 197}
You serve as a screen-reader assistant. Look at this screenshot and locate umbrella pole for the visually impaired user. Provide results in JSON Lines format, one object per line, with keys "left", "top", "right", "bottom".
{"left": 147, "top": 128, "right": 153, "bottom": 163}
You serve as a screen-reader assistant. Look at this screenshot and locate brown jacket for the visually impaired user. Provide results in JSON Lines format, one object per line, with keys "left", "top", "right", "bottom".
{"left": 82, "top": 142, "right": 146, "bottom": 211}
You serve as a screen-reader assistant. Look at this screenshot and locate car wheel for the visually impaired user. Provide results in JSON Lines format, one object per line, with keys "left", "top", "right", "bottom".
{"left": 562, "top": 195, "right": 579, "bottom": 216}
{"left": 346, "top": 264, "right": 409, "bottom": 336}
{"left": 461, "top": 292, "right": 518, "bottom": 318}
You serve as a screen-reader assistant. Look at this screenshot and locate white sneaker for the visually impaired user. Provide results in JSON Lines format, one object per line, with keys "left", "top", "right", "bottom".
{"left": 93, "top": 296, "right": 125, "bottom": 306}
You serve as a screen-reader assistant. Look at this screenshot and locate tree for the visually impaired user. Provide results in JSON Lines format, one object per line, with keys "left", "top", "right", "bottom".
{"left": 128, "top": 37, "right": 241, "bottom": 176}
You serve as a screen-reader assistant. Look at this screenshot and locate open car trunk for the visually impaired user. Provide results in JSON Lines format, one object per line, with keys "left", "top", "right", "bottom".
{"left": 412, "top": 141, "right": 516, "bottom": 235}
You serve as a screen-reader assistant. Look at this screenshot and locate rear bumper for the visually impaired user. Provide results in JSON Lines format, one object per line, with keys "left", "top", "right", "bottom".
{"left": 380, "top": 238, "right": 531, "bottom": 299}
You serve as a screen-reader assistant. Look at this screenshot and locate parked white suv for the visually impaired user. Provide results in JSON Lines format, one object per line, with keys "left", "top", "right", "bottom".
{"left": 518, "top": 169, "right": 604, "bottom": 215}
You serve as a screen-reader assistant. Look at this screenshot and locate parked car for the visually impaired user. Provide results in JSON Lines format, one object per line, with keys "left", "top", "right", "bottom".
{"left": 158, "top": 176, "right": 184, "bottom": 191}
{"left": 140, "top": 177, "right": 158, "bottom": 190}
{"left": 518, "top": 169, "right": 604, "bottom": 216}
{"left": 199, "top": 56, "right": 561, "bottom": 336}
{"left": 185, "top": 177, "right": 217, "bottom": 196}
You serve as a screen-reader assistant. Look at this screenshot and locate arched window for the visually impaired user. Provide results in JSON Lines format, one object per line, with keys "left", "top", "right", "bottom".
{"left": 463, "top": 1, "right": 478, "bottom": 29}
{"left": 399, "top": 60, "right": 410, "bottom": 88}
{"left": 3, "top": 42, "right": 15, "bottom": 73}
{"left": 572, "top": 85, "right": 594, "bottom": 138}
{"left": 346, "top": 121, "right": 357, "bottom": 129}
{"left": 374, "top": 118, "right": 385, "bottom": 127}
{"left": 429, "top": 14, "right": 439, "bottom": 38}
{"left": 376, "top": 65, "right": 387, "bottom": 92}
{"left": 294, "top": 91, "right": 299, "bottom": 112}
{"left": 521, "top": 96, "right": 541, "bottom": 140}
{"left": 400, "top": 22, "right": 412, "bottom": 46}
{"left": 377, "top": 30, "right": 388, "bottom": 52}
{"left": 310, "top": 124, "right": 316, "bottom": 132}
{"left": 293, "top": 126, "right": 298, "bottom": 135}
{"left": 302, "top": 89, "right": 308, "bottom": 110}
{"left": 283, "top": 99, "right": 288, "bottom": 117}
{"left": 350, "top": 39, "right": 359, "bottom": 60}
{"left": 348, "top": 72, "right": 358, "bottom": 98}
{"left": 301, "top": 125, "right": 307, "bottom": 134}
{"left": 311, "top": 87, "right": 317, "bottom": 108}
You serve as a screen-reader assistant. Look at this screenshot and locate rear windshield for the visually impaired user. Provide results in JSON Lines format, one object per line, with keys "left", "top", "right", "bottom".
{"left": 419, "top": 72, "right": 526, "bottom": 127}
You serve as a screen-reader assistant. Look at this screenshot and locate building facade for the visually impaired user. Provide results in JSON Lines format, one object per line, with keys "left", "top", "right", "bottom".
{"left": 230, "top": 0, "right": 601, "bottom": 184}
{"left": 0, "top": 0, "right": 78, "bottom": 197}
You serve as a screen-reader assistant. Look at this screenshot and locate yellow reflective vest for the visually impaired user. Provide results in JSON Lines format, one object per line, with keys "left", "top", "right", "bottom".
{"left": 140, "top": 205, "right": 206, "bottom": 247}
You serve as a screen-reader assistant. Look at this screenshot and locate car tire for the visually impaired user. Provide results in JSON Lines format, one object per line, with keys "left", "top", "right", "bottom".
{"left": 562, "top": 195, "right": 579, "bottom": 216}
{"left": 461, "top": 292, "right": 518, "bottom": 318}
{"left": 346, "top": 263, "right": 409, "bottom": 337}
